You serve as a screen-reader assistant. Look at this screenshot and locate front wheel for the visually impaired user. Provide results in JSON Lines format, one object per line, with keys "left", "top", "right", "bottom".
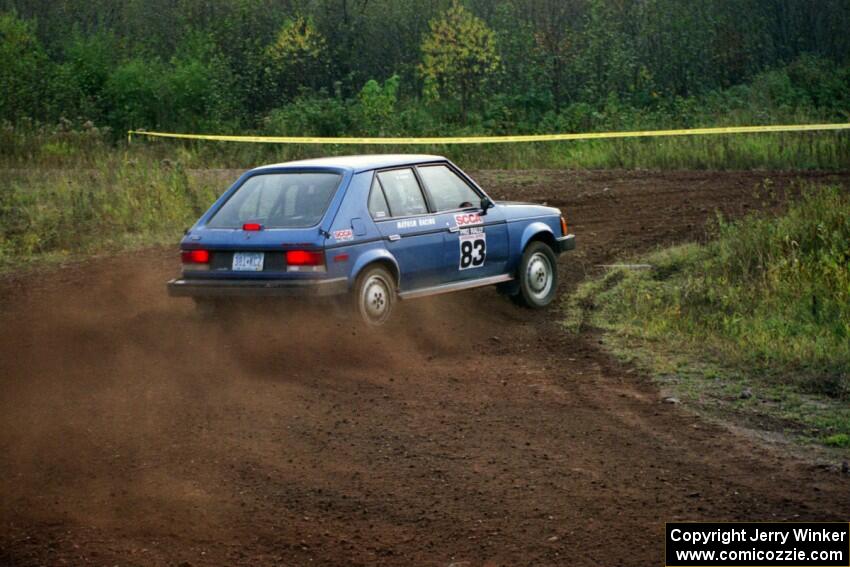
{"left": 512, "top": 241, "right": 558, "bottom": 308}
{"left": 354, "top": 266, "right": 396, "bottom": 326}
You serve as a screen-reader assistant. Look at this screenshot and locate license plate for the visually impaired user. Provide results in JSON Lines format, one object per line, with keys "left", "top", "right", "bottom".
{"left": 232, "top": 252, "right": 264, "bottom": 271}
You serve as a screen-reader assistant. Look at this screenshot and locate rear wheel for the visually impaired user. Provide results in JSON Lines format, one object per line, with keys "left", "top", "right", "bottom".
{"left": 354, "top": 266, "right": 396, "bottom": 326}
{"left": 512, "top": 241, "right": 558, "bottom": 308}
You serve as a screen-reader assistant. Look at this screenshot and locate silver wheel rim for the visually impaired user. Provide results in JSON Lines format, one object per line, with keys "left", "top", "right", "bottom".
{"left": 360, "top": 273, "right": 392, "bottom": 324}
{"left": 525, "top": 252, "right": 553, "bottom": 301}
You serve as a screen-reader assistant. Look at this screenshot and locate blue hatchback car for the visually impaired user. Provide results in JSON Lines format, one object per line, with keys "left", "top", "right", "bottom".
{"left": 168, "top": 155, "right": 575, "bottom": 325}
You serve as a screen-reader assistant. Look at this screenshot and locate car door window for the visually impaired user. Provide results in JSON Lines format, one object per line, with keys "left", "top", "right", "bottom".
{"left": 368, "top": 177, "right": 391, "bottom": 219}
{"left": 376, "top": 168, "right": 429, "bottom": 217}
{"left": 418, "top": 165, "right": 480, "bottom": 212}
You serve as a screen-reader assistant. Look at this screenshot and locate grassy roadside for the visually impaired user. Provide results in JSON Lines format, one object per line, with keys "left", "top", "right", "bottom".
{"left": 5, "top": 130, "right": 850, "bottom": 171}
{"left": 116, "top": 130, "right": 850, "bottom": 171}
{"left": 0, "top": 159, "right": 239, "bottom": 269}
{"left": 564, "top": 185, "right": 850, "bottom": 452}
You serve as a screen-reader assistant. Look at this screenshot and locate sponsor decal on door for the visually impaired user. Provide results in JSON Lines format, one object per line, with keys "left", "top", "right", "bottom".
{"left": 454, "top": 212, "right": 482, "bottom": 227}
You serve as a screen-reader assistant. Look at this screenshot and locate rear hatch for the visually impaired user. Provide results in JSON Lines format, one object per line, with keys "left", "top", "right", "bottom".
{"left": 180, "top": 169, "right": 344, "bottom": 279}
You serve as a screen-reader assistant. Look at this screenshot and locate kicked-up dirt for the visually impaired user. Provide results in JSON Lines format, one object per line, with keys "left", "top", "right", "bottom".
{"left": 1, "top": 169, "right": 849, "bottom": 566}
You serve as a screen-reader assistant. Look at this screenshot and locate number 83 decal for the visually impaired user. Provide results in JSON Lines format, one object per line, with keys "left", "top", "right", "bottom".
{"left": 459, "top": 232, "right": 486, "bottom": 269}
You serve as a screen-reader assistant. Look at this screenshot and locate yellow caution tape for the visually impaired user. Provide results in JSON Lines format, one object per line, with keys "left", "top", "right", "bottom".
{"left": 128, "top": 123, "right": 850, "bottom": 145}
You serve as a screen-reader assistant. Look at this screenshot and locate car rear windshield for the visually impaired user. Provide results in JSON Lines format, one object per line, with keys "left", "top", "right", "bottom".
{"left": 207, "top": 172, "right": 342, "bottom": 229}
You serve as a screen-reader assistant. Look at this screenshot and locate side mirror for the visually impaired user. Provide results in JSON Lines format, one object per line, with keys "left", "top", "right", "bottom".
{"left": 480, "top": 197, "right": 494, "bottom": 214}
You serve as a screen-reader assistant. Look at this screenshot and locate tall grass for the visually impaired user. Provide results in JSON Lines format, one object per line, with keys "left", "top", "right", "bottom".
{"left": 0, "top": 156, "right": 228, "bottom": 265}
{"left": 566, "top": 185, "right": 850, "bottom": 444}
{"left": 587, "top": 186, "right": 850, "bottom": 395}
{"left": 588, "top": 187, "right": 850, "bottom": 399}
{"left": 2, "top": 122, "right": 850, "bottom": 171}
{"left": 82, "top": 130, "right": 850, "bottom": 170}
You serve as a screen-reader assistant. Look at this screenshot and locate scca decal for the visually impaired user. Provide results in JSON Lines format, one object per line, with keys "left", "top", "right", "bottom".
{"left": 454, "top": 213, "right": 482, "bottom": 227}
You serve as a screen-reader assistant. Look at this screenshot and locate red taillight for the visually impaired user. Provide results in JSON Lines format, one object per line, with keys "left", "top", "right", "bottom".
{"left": 286, "top": 250, "right": 324, "bottom": 266}
{"left": 242, "top": 222, "right": 262, "bottom": 231}
{"left": 560, "top": 216, "right": 568, "bottom": 236}
{"left": 181, "top": 249, "right": 210, "bottom": 264}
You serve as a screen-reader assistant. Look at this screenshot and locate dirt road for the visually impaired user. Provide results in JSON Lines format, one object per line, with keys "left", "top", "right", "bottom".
{"left": 1, "top": 170, "right": 849, "bottom": 566}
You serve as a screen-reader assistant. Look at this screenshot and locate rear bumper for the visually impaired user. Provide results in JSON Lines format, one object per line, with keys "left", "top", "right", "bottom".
{"left": 557, "top": 234, "right": 576, "bottom": 253}
{"left": 167, "top": 277, "right": 349, "bottom": 298}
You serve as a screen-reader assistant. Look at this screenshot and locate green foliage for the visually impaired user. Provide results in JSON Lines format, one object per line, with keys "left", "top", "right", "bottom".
{"left": 581, "top": 187, "right": 850, "bottom": 397}
{"left": 0, "top": 12, "right": 51, "bottom": 121}
{"left": 105, "top": 58, "right": 168, "bottom": 133}
{"left": 566, "top": 185, "right": 850, "bottom": 445}
{"left": 52, "top": 29, "right": 118, "bottom": 122}
{"left": 1, "top": 1, "right": 849, "bottom": 144}
{"left": 750, "top": 55, "right": 850, "bottom": 119}
{"left": 354, "top": 75, "right": 400, "bottom": 135}
{"left": 265, "top": 16, "right": 328, "bottom": 100}
{"left": 100, "top": 34, "right": 237, "bottom": 133}
{"left": 419, "top": 1, "right": 500, "bottom": 120}
{"left": 823, "top": 434, "right": 850, "bottom": 448}
{"left": 264, "top": 93, "right": 351, "bottom": 137}
{"left": 165, "top": 34, "right": 238, "bottom": 130}
{"left": 0, "top": 157, "right": 223, "bottom": 264}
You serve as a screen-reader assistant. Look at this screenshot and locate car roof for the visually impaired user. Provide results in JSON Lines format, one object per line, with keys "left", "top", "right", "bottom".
{"left": 252, "top": 154, "right": 448, "bottom": 173}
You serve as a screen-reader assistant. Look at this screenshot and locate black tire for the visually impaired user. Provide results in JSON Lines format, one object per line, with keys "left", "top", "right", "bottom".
{"left": 512, "top": 241, "right": 558, "bottom": 308}
{"left": 353, "top": 265, "right": 396, "bottom": 326}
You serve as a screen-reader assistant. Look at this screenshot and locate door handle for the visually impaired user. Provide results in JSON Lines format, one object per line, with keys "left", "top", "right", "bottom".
{"left": 388, "top": 234, "right": 401, "bottom": 241}
{"left": 449, "top": 226, "right": 459, "bottom": 233}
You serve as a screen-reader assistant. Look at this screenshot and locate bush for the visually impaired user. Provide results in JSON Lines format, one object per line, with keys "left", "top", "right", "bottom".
{"left": 0, "top": 12, "right": 52, "bottom": 122}
{"left": 353, "top": 75, "right": 400, "bottom": 135}
{"left": 264, "top": 91, "right": 351, "bottom": 137}
{"left": 105, "top": 58, "right": 168, "bottom": 133}
{"left": 51, "top": 29, "right": 119, "bottom": 124}
{"left": 0, "top": 157, "right": 223, "bottom": 264}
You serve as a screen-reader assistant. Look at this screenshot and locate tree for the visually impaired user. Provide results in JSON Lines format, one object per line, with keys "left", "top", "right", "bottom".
{"left": 523, "top": 0, "right": 584, "bottom": 110}
{"left": 104, "top": 58, "right": 167, "bottom": 132}
{"left": 355, "top": 75, "right": 400, "bottom": 134}
{"left": 419, "top": 0, "right": 500, "bottom": 121}
{"left": 265, "top": 16, "right": 328, "bottom": 102}
{"left": 52, "top": 29, "right": 119, "bottom": 123}
{"left": 0, "top": 12, "right": 52, "bottom": 122}
{"left": 164, "top": 32, "right": 238, "bottom": 130}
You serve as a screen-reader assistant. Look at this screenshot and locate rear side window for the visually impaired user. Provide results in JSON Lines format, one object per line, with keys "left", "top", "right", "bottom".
{"left": 207, "top": 172, "right": 341, "bottom": 228}
{"left": 376, "top": 168, "right": 428, "bottom": 217}
{"left": 368, "top": 177, "right": 390, "bottom": 219}
{"left": 418, "top": 165, "right": 480, "bottom": 212}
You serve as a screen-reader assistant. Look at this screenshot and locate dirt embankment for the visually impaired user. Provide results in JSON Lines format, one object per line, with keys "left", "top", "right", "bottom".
{"left": 1, "top": 170, "right": 849, "bottom": 566}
